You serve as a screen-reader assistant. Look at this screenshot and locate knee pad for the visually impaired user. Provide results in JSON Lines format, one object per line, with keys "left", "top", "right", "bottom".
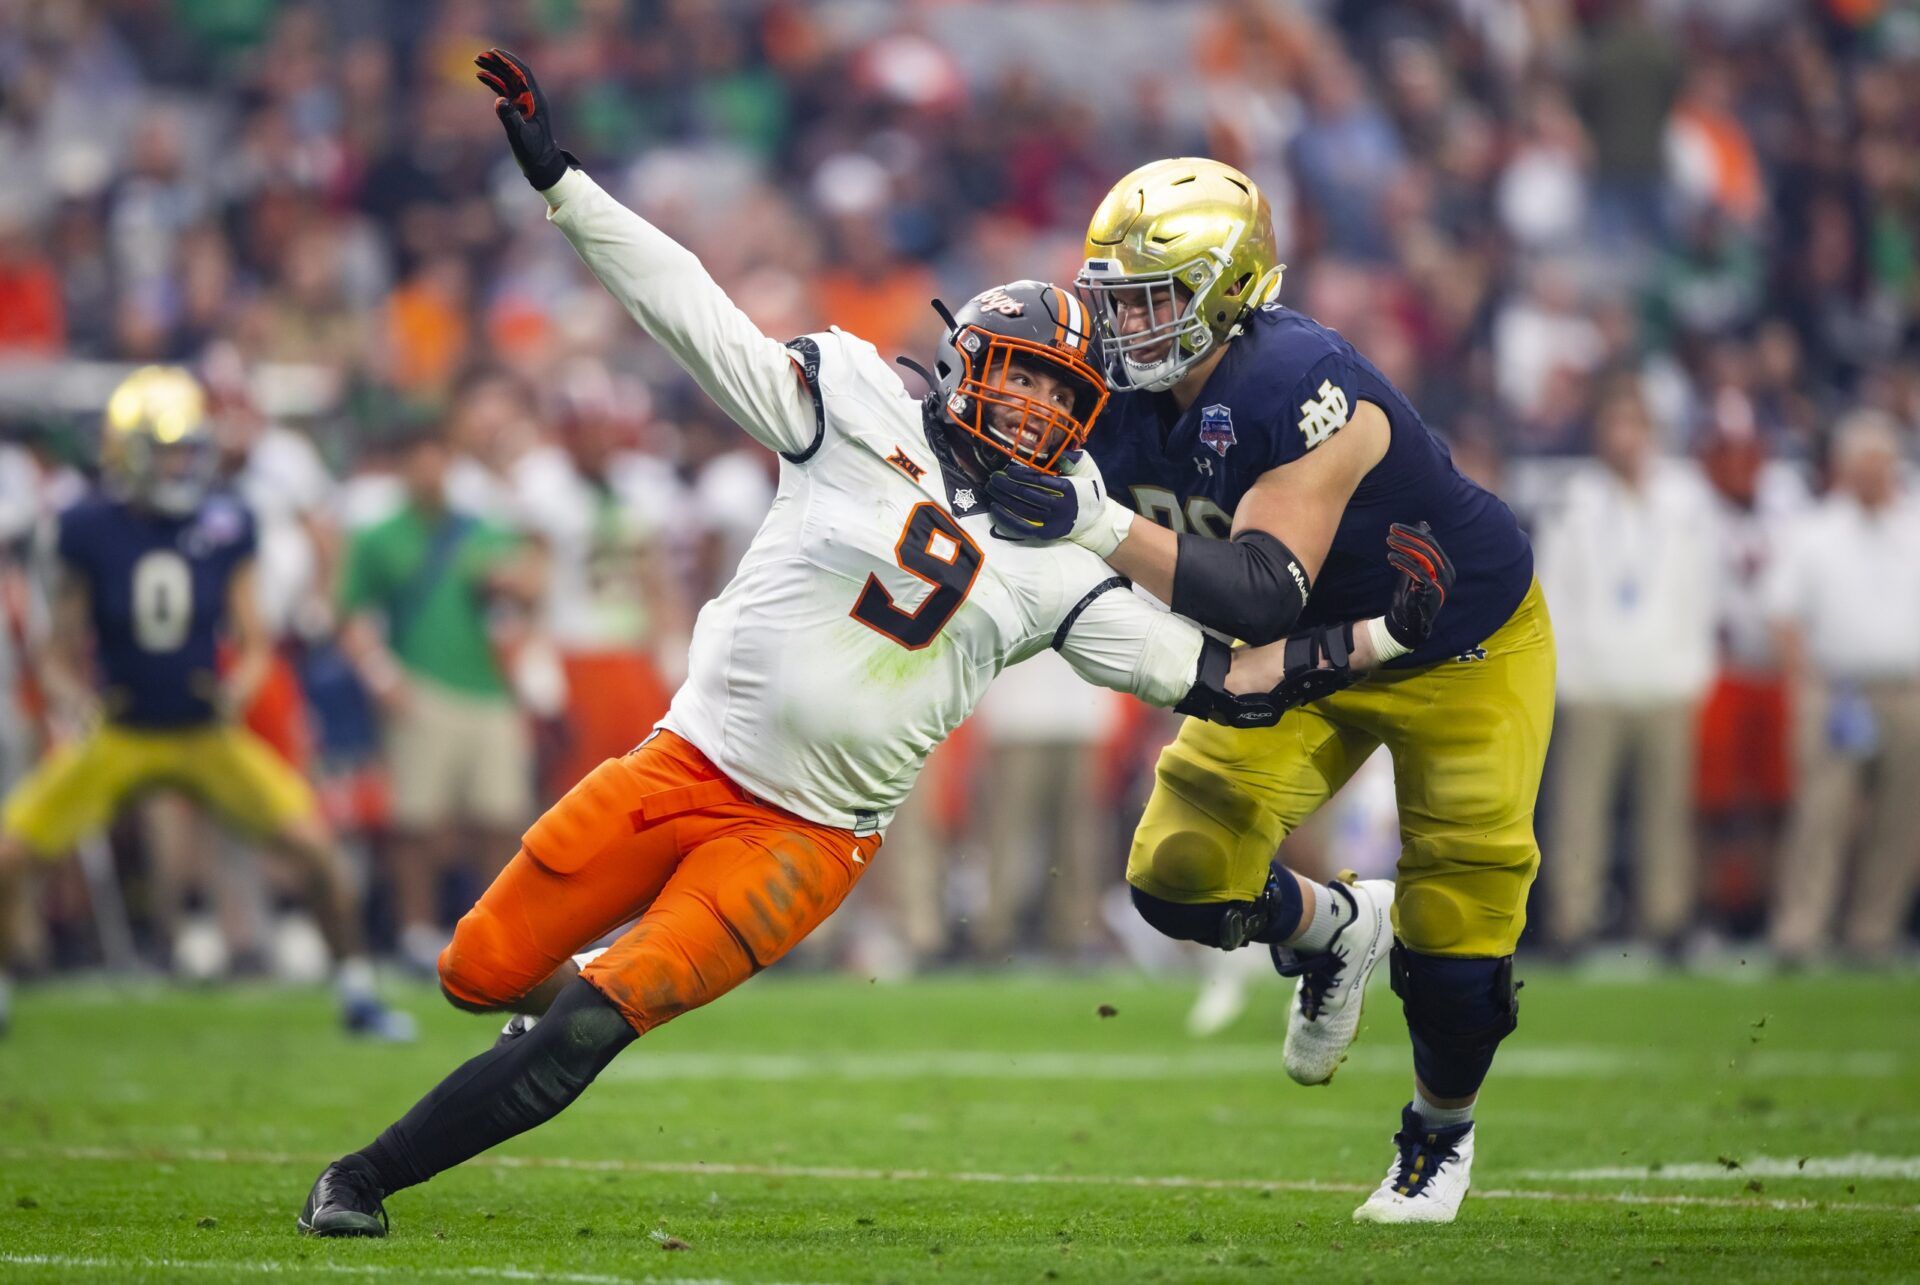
{"left": 523, "top": 978, "right": 637, "bottom": 1095}
{"left": 1388, "top": 944, "right": 1521, "bottom": 1099}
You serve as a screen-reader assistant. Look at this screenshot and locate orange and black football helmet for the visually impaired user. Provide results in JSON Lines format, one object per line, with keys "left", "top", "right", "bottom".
{"left": 926, "top": 280, "right": 1109, "bottom": 474}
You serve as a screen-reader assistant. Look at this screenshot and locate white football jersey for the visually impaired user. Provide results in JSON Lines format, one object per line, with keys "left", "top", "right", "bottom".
{"left": 545, "top": 169, "right": 1203, "bottom": 830}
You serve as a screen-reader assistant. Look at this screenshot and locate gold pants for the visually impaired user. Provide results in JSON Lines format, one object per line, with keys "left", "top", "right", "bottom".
{"left": 1127, "top": 580, "right": 1555, "bottom": 957}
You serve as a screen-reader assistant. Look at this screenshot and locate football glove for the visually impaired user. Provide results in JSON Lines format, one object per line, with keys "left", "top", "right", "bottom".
{"left": 986, "top": 453, "right": 1134, "bottom": 556}
{"left": 1383, "top": 521, "right": 1456, "bottom": 651}
{"left": 474, "top": 47, "right": 574, "bottom": 191}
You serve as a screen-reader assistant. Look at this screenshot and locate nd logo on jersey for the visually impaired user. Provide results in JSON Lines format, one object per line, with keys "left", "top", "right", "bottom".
{"left": 1297, "top": 379, "right": 1349, "bottom": 449}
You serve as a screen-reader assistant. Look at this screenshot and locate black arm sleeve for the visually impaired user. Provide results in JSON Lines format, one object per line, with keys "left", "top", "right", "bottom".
{"left": 1170, "top": 529, "right": 1311, "bottom": 645}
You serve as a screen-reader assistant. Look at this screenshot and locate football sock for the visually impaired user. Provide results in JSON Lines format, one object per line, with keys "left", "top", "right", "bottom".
{"left": 1412, "top": 1085, "right": 1474, "bottom": 1129}
{"left": 353, "top": 979, "right": 635, "bottom": 1194}
{"left": 1287, "top": 880, "right": 1353, "bottom": 953}
{"left": 1264, "top": 865, "right": 1305, "bottom": 942}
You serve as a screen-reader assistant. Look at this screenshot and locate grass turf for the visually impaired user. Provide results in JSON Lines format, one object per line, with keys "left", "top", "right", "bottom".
{"left": 1, "top": 966, "right": 1917, "bottom": 1282}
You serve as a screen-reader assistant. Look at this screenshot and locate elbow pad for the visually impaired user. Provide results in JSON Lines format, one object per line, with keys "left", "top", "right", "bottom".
{"left": 1174, "top": 623, "right": 1359, "bottom": 729}
{"left": 1170, "top": 530, "right": 1310, "bottom": 645}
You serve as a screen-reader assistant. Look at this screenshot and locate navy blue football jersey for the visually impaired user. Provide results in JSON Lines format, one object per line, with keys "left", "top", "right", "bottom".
{"left": 1088, "top": 306, "right": 1532, "bottom": 666}
{"left": 55, "top": 491, "right": 257, "bottom": 727}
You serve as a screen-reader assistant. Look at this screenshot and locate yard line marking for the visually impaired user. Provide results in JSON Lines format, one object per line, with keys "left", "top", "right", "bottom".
{"left": 589, "top": 1046, "right": 1904, "bottom": 1082}
{"left": 0, "top": 1253, "right": 818, "bottom": 1285}
{"left": 5, "top": 1145, "right": 1914, "bottom": 1217}
{"left": 1517, "top": 1154, "right": 1920, "bottom": 1182}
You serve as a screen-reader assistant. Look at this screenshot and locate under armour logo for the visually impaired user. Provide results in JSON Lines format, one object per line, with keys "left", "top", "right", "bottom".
{"left": 1297, "top": 379, "right": 1349, "bottom": 449}
{"left": 1195, "top": 455, "right": 1214, "bottom": 476}
{"left": 1455, "top": 646, "right": 1488, "bottom": 663}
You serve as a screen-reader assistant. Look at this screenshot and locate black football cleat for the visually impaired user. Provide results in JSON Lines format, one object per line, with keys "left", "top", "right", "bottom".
{"left": 297, "top": 1158, "right": 389, "bottom": 1237}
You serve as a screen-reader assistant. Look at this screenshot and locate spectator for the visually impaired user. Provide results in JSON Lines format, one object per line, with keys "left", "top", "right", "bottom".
{"left": 969, "top": 650, "right": 1123, "bottom": 961}
{"left": 516, "top": 363, "right": 688, "bottom": 798}
{"left": 1764, "top": 412, "right": 1920, "bottom": 963}
{"left": 1538, "top": 380, "right": 1720, "bottom": 954}
{"left": 1694, "top": 410, "right": 1807, "bottom": 931}
{"left": 337, "top": 422, "right": 542, "bottom": 972}
{"left": 0, "top": 216, "right": 65, "bottom": 355}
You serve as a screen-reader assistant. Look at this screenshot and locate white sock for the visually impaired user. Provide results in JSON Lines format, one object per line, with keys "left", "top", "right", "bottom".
{"left": 1413, "top": 1085, "right": 1475, "bottom": 1129}
{"left": 1287, "top": 881, "right": 1353, "bottom": 953}
{"left": 334, "top": 956, "right": 377, "bottom": 1001}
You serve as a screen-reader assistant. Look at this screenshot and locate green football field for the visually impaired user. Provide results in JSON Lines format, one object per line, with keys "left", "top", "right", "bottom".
{"left": 1, "top": 967, "right": 1916, "bottom": 1282}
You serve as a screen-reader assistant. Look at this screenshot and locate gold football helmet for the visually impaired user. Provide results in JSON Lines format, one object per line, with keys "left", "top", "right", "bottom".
{"left": 1078, "top": 157, "right": 1285, "bottom": 392}
{"left": 100, "top": 365, "right": 218, "bottom": 516}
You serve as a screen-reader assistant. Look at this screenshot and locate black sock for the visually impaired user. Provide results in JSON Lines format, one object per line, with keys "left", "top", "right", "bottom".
{"left": 353, "top": 979, "right": 636, "bottom": 1194}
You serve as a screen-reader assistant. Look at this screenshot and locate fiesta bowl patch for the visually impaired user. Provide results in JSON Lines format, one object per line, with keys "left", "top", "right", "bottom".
{"left": 1198, "top": 403, "right": 1236, "bottom": 457}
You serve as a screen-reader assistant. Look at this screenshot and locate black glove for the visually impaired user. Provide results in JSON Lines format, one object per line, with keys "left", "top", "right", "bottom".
{"left": 475, "top": 47, "right": 574, "bottom": 191}
{"left": 1383, "top": 521, "right": 1456, "bottom": 650}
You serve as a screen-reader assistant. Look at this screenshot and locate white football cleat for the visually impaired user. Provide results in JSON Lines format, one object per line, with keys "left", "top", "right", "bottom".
{"left": 1352, "top": 1104, "right": 1475, "bottom": 1223}
{"left": 1275, "top": 875, "right": 1394, "bottom": 1085}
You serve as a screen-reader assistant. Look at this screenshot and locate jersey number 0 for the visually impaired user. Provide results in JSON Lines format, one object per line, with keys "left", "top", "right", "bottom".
{"left": 851, "top": 502, "right": 983, "bottom": 650}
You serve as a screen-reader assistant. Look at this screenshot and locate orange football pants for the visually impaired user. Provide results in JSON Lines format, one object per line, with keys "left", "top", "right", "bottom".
{"left": 438, "top": 729, "right": 881, "bottom": 1035}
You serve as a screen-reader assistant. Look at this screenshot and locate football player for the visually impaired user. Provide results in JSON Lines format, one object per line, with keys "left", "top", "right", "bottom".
{"left": 293, "top": 51, "right": 1456, "bottom": 1237}
{"left": 987, "top": 159, "right": 1554, "bottom": 1223}
{"left": 0, "top": 367, "right": 412, "bottom": 1042}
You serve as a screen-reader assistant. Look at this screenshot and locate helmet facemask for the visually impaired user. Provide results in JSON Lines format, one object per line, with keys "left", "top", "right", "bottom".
{"left": 944, "top": 328, "right": 1108, "bottom": 474}
{"left": 1078, "top": 254, "right": 1229, "bottom": 393}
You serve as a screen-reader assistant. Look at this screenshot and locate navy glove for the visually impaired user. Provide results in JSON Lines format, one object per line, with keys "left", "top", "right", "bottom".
{"left": 986, "top": 454, "right": 1133, "bottom": 554}
{"left": 1383, "top": 521, "right": 1456, "bottom": 650}
{"left": 987, "top": 460, "right": 1085, "bottom": 541}
{"left": 475, "top": 47, "right": 574, "bottom": 191}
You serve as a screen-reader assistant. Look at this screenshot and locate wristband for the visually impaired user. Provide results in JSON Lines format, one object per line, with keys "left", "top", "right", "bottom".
{"left": 1363, "top": 615, "right": 1410, "bottom": 664}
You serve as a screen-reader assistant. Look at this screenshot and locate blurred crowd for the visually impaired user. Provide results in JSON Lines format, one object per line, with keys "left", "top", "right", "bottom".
{"left": 2, "top": 0, "right": 1919, "bottom": 984}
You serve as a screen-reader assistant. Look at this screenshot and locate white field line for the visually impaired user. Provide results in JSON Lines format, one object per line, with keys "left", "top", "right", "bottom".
{"left": 4, "top": 1145, "right": 1914, "bottom": 1217}
{"left": 0, "top": 1255, "right": 824, "bottom": 1285}
{"left": 1517, "top": 1154, "right": 1920, "bottom": 1182}
{"left": 593, "top": 1045, "right": 1904, "bottom": 1081}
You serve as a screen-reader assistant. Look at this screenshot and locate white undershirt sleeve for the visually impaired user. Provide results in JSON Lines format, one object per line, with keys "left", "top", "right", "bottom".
{"left": 542, "top": 168, "right": 817, "bottom": 457}
{"left": 1051, "top": 578, "right": 1205, "bottom": 708}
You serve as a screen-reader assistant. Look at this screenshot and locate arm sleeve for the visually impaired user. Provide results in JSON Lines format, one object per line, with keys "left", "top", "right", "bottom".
{"left": 542, "top": 168, "right": 818, "bottom": 457}
{"left": 1051, "top": 577, "right": 1206, "bottom": 708}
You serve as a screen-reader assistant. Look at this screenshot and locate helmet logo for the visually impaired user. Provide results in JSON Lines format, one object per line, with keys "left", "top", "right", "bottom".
{"left": 971, "top": 288, "right": 1025, "bottom": 317}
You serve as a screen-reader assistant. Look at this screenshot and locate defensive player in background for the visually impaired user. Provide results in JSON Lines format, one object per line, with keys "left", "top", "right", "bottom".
{"left": 988, "top": 159, "right": 1554, "bottom": 1223}
{"left": 294, "top": 51, "right": 1454, "bottom": 1237}
{"left": 0, "top": 367, "right": 412, "bottom": 1040}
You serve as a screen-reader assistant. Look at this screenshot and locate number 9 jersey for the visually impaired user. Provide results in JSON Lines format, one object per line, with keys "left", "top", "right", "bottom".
{"left": 55, "top": 490, "right": 257, "bottom": 726}
{"left": 656, "top": 326, "right": 1204, "bottom": 835}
